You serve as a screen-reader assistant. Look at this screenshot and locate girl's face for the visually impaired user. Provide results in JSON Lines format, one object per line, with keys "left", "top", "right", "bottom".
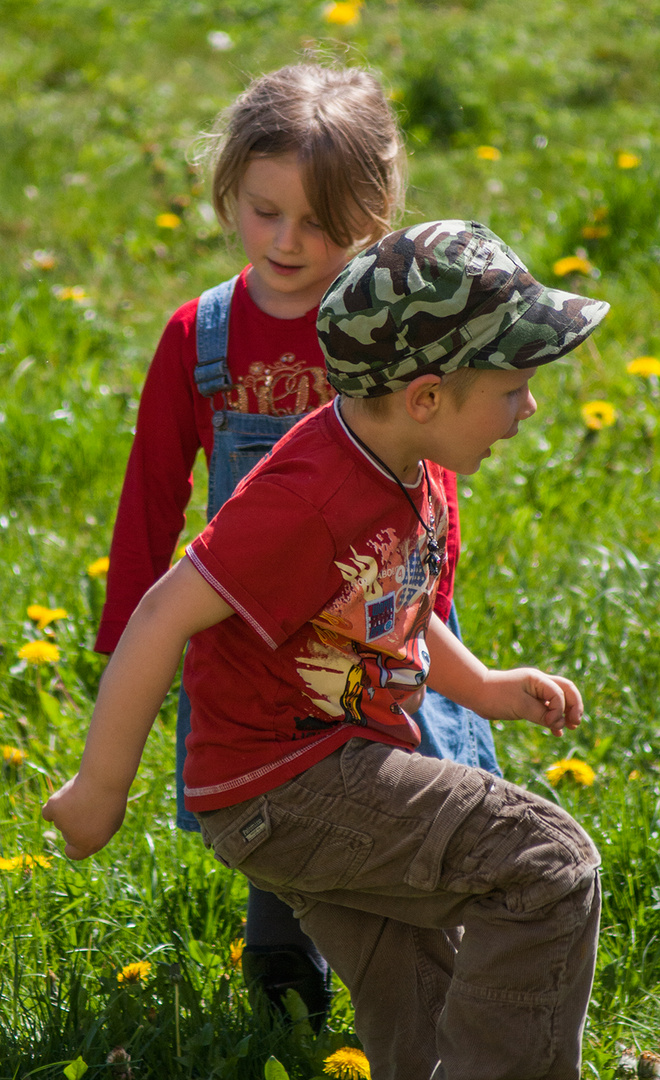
{"left": 236, "top": 153, "right": 353, "bottom": 319}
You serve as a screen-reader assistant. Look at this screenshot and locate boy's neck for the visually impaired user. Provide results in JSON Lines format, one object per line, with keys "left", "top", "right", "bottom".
{"left": 338, "top": 397, "right": 422, "bottom": 485}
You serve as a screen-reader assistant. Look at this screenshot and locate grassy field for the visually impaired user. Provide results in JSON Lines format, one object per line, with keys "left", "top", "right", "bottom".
{"left": 1, "top": 0, "right": 660, "bottom": 1075}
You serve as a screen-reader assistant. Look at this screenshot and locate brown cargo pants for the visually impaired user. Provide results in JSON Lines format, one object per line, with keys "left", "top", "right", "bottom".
{"left": 197, "top": 738, "right": 600, "bottom": 1080}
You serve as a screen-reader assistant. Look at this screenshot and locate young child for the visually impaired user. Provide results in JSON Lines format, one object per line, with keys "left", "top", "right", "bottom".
{"left": 95, "top": 62, "right": 499, "bottom": 1022}
{"left": 45, "top": 219, "right": 607, "bottom": 1080}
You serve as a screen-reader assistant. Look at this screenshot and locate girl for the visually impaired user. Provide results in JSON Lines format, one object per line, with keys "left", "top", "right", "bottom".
{"left": 95, "top": 61, "right": 500, "bottom": 1029}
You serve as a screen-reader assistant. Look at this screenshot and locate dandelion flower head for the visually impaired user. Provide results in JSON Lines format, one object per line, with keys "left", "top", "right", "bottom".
{"left": 27, "top": 604, "right": 68, "bottom": 630}
{"left": 2, "top": 746, "right": 27, "bottom": 766}
{"left": 552, "top": 255, "right": 593, "bottom": 277}
{"left": 87, "top": 556, "right": 110, "bottom": 579}
{"left": 581, "top": 225, "right": 610, "bottom": 240}
{"left": 323, "top": 1, "right": 362, "bottom": 26}
{"left": 546, "top": 759, "right": 595, "bottom": 787}
{"left": 0, "top": 854, "right": 51, "bottom": 870}
{"left": 156, "top": 213, "right": 181, "bottom": 229}
{"left": 229, "top": 938, "right": 244, "bottom": 968}
{"left": 581, "top": 400, "right": 617, "bottom": 430}
{"left": 17, "top": 640, "right": 60, "bottom": 666}
{"left": 117, "top": 960, "right": 152, "bottom": 985}
{"left": 476, "top": 145, "right": 501, "bottom": 161}
{"left": 53, "top": 285, "right": 87, "bottom": 302}
{"left": 324, "top": 1047, "right": 371, "bottom": 1080}
{"left": 617, "top": 152, "right": 640, "bottom": 169}
{"left": 627, "top": 356, "right": 660, "bottom": 377}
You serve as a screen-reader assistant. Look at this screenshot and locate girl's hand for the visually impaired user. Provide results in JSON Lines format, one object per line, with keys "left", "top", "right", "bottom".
{"left": 42, "top": 773, "right": 127, "bottom": 860}
{"left": 481, "top": 668, "right": 583, "bottom": 737}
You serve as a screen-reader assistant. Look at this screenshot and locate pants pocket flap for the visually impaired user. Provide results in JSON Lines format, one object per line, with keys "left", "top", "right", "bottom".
{"left": 207, "top": 798, "right": 272, "bottom": 868}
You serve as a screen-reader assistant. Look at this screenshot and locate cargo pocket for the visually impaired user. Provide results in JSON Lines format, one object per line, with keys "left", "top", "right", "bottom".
{"left": 249, "top": 803, "right": 373, "bottom": 895}
{"left": 404, "top": 774, "right": 489, "bottom": 892}
{"left": 197, "top": 798, "right": 272, "bottom": 870}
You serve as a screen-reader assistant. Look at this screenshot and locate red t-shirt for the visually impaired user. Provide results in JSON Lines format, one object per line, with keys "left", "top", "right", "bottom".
{"left": 95, "top": 268, "right": 460, "bottom": 652}
{"left": 183, "top": 399, "right": 450, "bottom": 810}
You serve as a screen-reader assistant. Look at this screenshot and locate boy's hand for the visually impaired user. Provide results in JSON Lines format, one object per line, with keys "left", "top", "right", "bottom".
{"left": 482, "top": 668, "right": 583, "bottom": 736}
{"left": 42, "top": 773, "right": 127, "bottom": 860}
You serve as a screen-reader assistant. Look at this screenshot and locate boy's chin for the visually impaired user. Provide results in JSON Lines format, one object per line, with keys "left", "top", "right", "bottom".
{"left": 455, "top": 459, "right": 485, "bottom": 476}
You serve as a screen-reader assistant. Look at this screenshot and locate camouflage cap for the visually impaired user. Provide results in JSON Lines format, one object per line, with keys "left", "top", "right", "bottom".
{"left": 317, "top": 220, "right": 610, "bottom": 397}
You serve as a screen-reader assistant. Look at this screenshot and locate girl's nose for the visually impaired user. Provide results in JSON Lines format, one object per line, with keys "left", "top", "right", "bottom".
{"left": 275, "top": 219, "right": 301, "bottom": 252}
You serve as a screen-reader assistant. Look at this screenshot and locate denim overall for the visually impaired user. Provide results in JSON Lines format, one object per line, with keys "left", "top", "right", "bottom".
{"left": 176, "top": 276, "right": 500, "bottom": 833}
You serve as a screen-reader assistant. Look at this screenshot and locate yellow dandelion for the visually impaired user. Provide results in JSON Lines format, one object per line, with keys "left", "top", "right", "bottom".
{"left": 628, "top": 769, "right": 640, "bottom": 781}
{"left": 580, "top": 225, "right": 610, "bottom": 240}
{"left": 53, "top": 285, "right": 88, "bottom": 302}
{"left": 324, "top": 1048, "right": 371, "bottom": 1080}
{"left": 580, "top": 400, "right": 617, "bottom": 430}
{"left": 229, "top": 937, "right": 244, "bottom": 968}
{"left": 117, "top": 960, "right": 152, "bottom": 985}
{"left": 322, "top": 1, "right": 362, "bottom": 25}
{"left": 2, "top": 746, "right": 27, "bottom": 766}
{"left": 627, "top": 356, "right": 660, "bottom": 377}
{"left": 476, "top": 145, "right": 501, "bottom": 161}
{"left": 27, "top": 604, "right": 68, "bottom": 630}
{"left": 87, "top": 556, "right": 110, "bottom": 579}
{"left": 617, "top": 151, "right": 640, "bottom": 170}
{"left": 23, "top": 854, "right": 52, "bottom": 869}
{"left": 546, "top": 759, "right": 595, "bottom": 787}
{"left": 552, "top": 255, "right": 593, "bottom": 277}
{"left": 156, "top": 213, "right": 182, "bottom": 229}
{"left": 17, "top": 640, "right": 60, "bottom": 666}
{"left": 0, "top": 854, "right": 51, "bottom": 870}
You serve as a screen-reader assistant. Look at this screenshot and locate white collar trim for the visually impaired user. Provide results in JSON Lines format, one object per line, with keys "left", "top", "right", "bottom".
{"left": 333, "top": 397, "right": 423, "bottom": 490}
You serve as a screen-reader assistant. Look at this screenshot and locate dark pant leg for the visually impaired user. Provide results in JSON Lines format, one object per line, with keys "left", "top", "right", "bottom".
{"left": 243, "top": 885, "right": 331, "bottom": 1029}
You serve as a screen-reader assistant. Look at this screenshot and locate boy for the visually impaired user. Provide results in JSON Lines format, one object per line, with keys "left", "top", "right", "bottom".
{"left": 44, "top": 220, "right": 608, "bottom": 1080}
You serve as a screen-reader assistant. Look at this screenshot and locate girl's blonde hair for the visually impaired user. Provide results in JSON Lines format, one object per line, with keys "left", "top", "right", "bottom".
{"left": 204, "top": 62, "right": 406, "bottom": 250}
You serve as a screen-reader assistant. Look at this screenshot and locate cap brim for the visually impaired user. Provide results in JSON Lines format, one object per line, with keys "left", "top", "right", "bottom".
{"left": 474, "top": 286, "right": 610, "bottom": 370}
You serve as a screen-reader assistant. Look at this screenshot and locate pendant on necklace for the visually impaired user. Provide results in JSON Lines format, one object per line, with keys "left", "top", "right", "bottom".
{"left": 426, "top": 537, "right": 441, "bottom": 577}
{"left": 425, "top": 498, "right": 441, "bottom": 577}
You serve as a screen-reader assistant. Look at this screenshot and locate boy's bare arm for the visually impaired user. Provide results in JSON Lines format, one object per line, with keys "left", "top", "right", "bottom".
{"left": 425, "top": 613, "right": 583, "bottom": 736}
{"left": 42, "top": 557, "right": 234, "bottom": 859}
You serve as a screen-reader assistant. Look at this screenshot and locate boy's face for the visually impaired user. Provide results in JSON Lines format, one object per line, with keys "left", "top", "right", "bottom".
{"left": 428, "top": 367, "right": 538, "bottom": 475}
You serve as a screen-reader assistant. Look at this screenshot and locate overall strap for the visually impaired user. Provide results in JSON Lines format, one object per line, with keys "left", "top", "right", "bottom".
{"left": 193, "top": 274, "right": 239, "bottom": 398}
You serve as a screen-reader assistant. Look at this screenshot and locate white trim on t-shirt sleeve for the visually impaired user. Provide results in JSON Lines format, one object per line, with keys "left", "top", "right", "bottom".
{"left": 185, "top": 545, "right": 279, "bottom": 650}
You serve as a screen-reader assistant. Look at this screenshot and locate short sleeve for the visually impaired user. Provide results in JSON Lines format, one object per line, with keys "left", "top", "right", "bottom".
{"left": 187, "top": 479, "right": 338, "bottom": 648}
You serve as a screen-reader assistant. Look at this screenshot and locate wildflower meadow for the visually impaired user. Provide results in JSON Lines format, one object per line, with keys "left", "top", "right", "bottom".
{"left": 1, "top": 0, "right": 659, "bottom": 1076}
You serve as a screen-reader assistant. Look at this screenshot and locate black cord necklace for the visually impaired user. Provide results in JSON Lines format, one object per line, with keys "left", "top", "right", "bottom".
{"left": 339, "top": 407, "right": 443, "bottom": 577}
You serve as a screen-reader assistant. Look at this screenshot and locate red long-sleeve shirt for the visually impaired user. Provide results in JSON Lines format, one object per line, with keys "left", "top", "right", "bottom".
{"left": 95, "top": 268, "right": 460, "bottom": 653}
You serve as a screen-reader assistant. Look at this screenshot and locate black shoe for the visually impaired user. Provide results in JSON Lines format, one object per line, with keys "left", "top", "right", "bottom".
{"left": 241, "top": 945, "right": 332, "bottom": 1033}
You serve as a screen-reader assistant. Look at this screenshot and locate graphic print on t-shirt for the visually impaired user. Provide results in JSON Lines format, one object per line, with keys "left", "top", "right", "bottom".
{"left": 294, "top": 518, "right": 446, "bottom": 732}
{"left": 226, "top": 353, "right": 334, "bottom": 416}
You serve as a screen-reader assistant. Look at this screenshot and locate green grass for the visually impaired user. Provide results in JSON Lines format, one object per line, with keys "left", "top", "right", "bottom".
{"left": 1, "top": 0, "right": 660, "bottom": 1075}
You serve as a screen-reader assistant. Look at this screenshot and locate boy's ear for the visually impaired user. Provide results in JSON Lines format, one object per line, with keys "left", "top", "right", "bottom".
{"left": 404, "top": 374, "right": 444, "bottom": 423}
